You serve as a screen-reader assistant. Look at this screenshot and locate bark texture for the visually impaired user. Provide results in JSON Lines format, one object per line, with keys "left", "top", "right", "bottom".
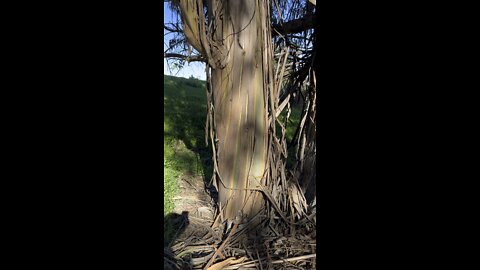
{"left": 178, "top": 0, "right": 271, "bottom": 222}
{"left": 208, "top": 0, "right": 269, "bottom": 222}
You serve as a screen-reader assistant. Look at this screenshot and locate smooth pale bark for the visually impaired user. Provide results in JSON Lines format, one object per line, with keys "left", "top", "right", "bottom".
{"left": 178, "top": 0, "right": 273, "bottom": 222}
{"left": 209, "top": 0, "right": 268, "bottom": 222}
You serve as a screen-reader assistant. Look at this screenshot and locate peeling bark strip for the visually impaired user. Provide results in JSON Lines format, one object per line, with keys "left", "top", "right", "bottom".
{"left": 178, "top": 0, "right": 204, "bottom": 54}
{"left": 178, "top": 0, "right": 228, "bottom": 69}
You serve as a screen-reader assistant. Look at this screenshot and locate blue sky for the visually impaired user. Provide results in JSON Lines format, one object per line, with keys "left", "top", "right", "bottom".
{"left": 164, "top": 3, "right": 206, "bottom": 80}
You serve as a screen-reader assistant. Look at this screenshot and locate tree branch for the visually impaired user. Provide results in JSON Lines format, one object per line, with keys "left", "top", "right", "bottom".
{"left": 164, "top": 23, "right": 182, "bottom": 33}
{"left": 164, "top": 53, "right": 206, "bottom": 63}
{"left": 272, "top": 14, "right": 315, "bottom": 37}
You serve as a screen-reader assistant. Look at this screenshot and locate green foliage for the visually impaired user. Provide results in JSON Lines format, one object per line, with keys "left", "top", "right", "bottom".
{"left": 164, "top": 164, "right": 179, "bottom": 216}
{"left": 164, "top": 75, "right": 211, "bottom": 217}
{"left": 164, "top": 75, "right": 208, "bottom": 151}
{"left": 276, "top": 103, "right": 303, "bottom": 169}
{"left": 185, "top": 78, "right": 201, "bottom": 88}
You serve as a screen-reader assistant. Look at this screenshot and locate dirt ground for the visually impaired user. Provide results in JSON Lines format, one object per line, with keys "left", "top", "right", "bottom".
{"left": 170, "top": 174, "right": 217, "bottom": 241}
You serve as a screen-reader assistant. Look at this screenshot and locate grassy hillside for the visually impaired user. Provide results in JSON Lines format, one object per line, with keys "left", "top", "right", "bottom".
{"left": 164, "top": 75, "right": 211, "bottom": 217}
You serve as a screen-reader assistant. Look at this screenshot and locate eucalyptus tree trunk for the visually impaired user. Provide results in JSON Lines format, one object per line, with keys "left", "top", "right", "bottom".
{"left": 178, "top": 0, "right": 273, "bottom": 223}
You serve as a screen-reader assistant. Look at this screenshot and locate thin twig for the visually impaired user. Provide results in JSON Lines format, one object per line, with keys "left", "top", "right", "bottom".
{"left": 203, "top": 223, "right": 238, "bottom": 270}
{"left": 223, "top": 254, "right": 316, "bottom": 269}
